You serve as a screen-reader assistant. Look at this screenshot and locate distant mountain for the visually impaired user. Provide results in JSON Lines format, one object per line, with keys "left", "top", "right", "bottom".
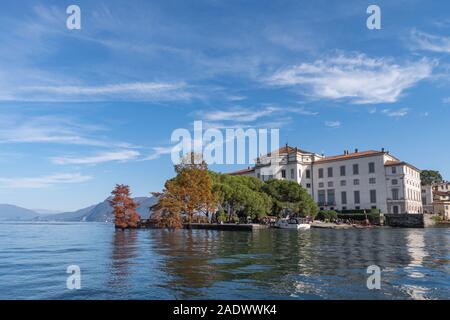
{"left": 35, "top": 196, "right": 157, "bottom": 222}
{"left": 0, "top": 204, "right": 40, "bottom": 221}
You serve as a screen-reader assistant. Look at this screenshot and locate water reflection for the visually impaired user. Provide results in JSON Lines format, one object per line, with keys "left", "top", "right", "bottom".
{"left": 0, "top": 222, "right": 447, "bottom": 299}
{"left": 149, "top": 229, "right": 220, "bottom": 298}
{"left": 108, "top": 227, "right": 449, "bottom": 299}
{"left": 108, "top": 229, "right": 138, "bottom": 289}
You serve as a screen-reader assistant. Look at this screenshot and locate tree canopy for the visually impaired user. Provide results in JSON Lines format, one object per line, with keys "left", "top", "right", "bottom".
{"left": 152, "top": 153, "right": 217, "bottom": 227}
{"left": 211, "top": 174, "right": 272, "bottom": 222}
{"left": 110, "top": 184, "right": 140, "bottom": 229}
{"left": 262, "top": 179, "right": 319, "bottom": 218}
{"left": 420, "top": 170, "right": 443, "bottom": 185}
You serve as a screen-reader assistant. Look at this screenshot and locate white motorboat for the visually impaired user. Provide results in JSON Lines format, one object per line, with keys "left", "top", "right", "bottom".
{"left": 275, "top": 217, "right": 311, "bottom": 230}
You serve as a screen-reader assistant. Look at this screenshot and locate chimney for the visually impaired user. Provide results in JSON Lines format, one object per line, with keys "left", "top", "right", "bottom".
{"left": 355, "top": 148, "right": 358, "bottom": 153}
{"left": 381, "top": 147, "right": 385, "bottom": 152}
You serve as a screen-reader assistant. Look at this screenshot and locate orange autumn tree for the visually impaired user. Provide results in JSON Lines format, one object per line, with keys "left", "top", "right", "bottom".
{"left": 110, "top": 184, "right": 140, "bottom": 229}
{"left": 152, "top": 153, "right": 217, "bottom": 228}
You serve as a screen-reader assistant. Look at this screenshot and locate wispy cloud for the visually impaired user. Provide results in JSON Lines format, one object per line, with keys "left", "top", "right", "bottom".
{"left": 201, "top": 106, "right": 279, "bottom": 122}
{"left": 443, "top": 97, "right": 450, "bottom": 104}
{"left": 144, "top": 146, "right": 178, "bottom": 161}
{"left": 410, "top": 29, "right": 450, "bottom": 53}
{"left": 17, "top": 82, "right": 195, "bottom": 102}
{"left": 0, "top": 114, "right": 136, "bottom": 148}
{"left": 198, "top": 105, "right": 316, "bottom": 130}
{"left": 324, "top": 121, "right": 341, "bottom": 128}
{"left": 266, "top": 53, "right": 435, "bottom": 104}
{"left": 52, "top": 150, "right": 140, "bottom": 165}
{"left": 0, "top": 172, "right": 92, "bottom": 189}
{"left": 381, "top": 108, "right": 409, "bottom": 117}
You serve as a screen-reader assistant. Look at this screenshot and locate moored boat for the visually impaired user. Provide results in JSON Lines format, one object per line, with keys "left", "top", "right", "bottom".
{"left": 275, "top": 217, "right": 311, "bottom": 230}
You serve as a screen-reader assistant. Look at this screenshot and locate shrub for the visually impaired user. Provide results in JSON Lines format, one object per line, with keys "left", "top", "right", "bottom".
{"left": 216, "top": 208, "right": 227, "bottom": 223}
{"left": 317, "top": 210, "right": 338, "bottom": 222}
{"left": 337, "top": 212, "right": 381, "bottom": 224}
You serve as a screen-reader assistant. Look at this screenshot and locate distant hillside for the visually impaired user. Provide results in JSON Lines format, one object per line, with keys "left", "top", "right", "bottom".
{"left": 0, "top": 204, "right": 40, "bottom": 221}
{"left": 36, "top": 196, "right": 157, "bottom": 222}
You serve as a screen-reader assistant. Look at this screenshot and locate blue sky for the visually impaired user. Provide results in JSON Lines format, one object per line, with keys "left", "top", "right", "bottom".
{"left": 0, "top": 0, "right": 449, "bottom": 211}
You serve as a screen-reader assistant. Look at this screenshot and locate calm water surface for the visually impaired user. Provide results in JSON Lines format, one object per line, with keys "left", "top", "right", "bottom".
{"left": 0, "top": 222, "right": 448, "bottom": 299}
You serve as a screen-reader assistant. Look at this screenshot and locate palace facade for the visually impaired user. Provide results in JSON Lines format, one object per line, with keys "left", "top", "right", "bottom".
{"left": 230, "top": 145, "right": 423, "bottom": 214}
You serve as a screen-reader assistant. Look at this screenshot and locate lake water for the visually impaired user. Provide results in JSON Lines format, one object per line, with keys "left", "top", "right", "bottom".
{"left": 0, "top": 222, "right": 448, "bottom": 300}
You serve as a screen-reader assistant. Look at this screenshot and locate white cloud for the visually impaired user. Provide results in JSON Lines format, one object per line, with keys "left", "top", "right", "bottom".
{"left": 199, "top": 105, "right": 316, "bottom": 130}
{"left": 144, "top": 146, "right": 177, "bottom": 161}
{"left": 443, "top": 97, "right": 450, "bottom": 104}
{"left": 267, "top": 53, "right": 435, "bottom": 104}
{"left": 324, "top": 121, "right": 341, "bottom": 128}
{"left": 381, "top": 108, "right": 409, "bottom": 117}
{"left": 17, "top": 82, "right": 194, "bottom": 102}
{"left": 52, "top": 150, "right": 140, "bottom": 165}
{"left": 202, "top": 106, "right": 279, "bottom": 122}
{"left": 411, "top": 29, "right": 450, "bottom": 53}
{"left": 0, "top": 114, "right": 136, "bottom": 148}
{"left": 0, "top": 173, "right": 92, "bottom": 189}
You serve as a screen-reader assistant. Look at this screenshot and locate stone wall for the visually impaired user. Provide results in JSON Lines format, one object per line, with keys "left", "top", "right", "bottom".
{"left": 384, "top": 214, "right": 425, "bottom": 228}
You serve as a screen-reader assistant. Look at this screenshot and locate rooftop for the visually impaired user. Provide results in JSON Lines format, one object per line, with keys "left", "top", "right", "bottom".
{"left": 384, "top": 160, "right": 421, "bottom": 172}
{"left": 228, "top": 167, "right": 255, "bottom": 175}
{"left": 262, "top": 144, "right": 316, "bottom": 157}
{"left": 316, "top": 150, "right": 387, "bottom": 163}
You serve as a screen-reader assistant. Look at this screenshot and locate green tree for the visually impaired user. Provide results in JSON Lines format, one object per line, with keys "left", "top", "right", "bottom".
{"left": 420, "top": 170, "right": 443, "bottom": 185}
{"left": 211, "top": 174, "right": 271, "bottom": 222}
{"left": 152, "top": 153, "right": 217, "bottom": 228}
{"left": 262, "top": 179, "right": 319, "bottom": 218}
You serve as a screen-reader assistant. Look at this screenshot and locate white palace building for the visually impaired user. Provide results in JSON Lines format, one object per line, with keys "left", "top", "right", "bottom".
{"left": 230, "top": 145, "right": 423, "bottom": 214}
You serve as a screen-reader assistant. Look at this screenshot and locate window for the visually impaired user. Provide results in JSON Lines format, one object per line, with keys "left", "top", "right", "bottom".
{"left": 305, "top": 169, "right": 311, "bottom": 179}
{"left": 393, "top": 205, "right": 399, "bottom": 214}
{"left": 392, "top": 188, "right": 399, "bottom": 200}
{"left": 318, "top": 190, "right": 326, "bottom": 205}
{"left": 319, "top": 182, "right": 324, "bottom": 188}
{"left": 281, "top": 170, "right": 286, "bottom": 178}
{"left": 353, "top": 179, "right": 360, "bottom": 186}
{"left": 353, "top": 164, "right": 359, "bottom": 175}
{"left": 306, "top": 183, "right": 311, "bottom": 188}
{"left": 340, "top": 165, "right": 346, "bottom": 176}
{"left": 299, "top": 169, "right": 302, "bottom": 179}
{"left": 355, "top": 206, "right": 360, "bottom": 210}
{"left": 257, "top": 173, "right": 260, "bottom": 179}
{"left": 342, "top": 206, "right": 347, "bottom": 210}
{"left": 328, "top": 167, "right": 333, "bottom": 178}
{"left": 392, "top": 167, "right": 397, "bottom": 174}
{"left": 290, "top": 169, "right": 295, "bottom": 179}
{"left": 341, "top": 191, "right": 347, "bottom": 205}
{"left": 328, "top": 181, "right": 334, "bottom": 188}
{"left": 340, "top": 180, "right": 346, "bottom": 186}
{"left": 369, "top": 162, "right": 375, "bottom": 174}
{"left": 318, "top": 168, "right": 324, "bottom": 179}
{"left": 327, "top": 189, "right": 335, "bottom": 205}
{"left": 354, "top": 191, "right": 360, "bottom": 204}
{"left": 392, "top": 179, "right": 398, "bottom": 185}
{"left": 370, "top": 190, "right": 377, "bottom": 203}
{"left": 369, "top": 177, "right": 376, "bottom": 184}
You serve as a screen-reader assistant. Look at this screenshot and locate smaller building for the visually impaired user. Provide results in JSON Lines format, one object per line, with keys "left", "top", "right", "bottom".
{"left": 433, "top": 191, "right": 450, "bottom": 220}
{"left": 421, "top": 181, "right": 450, "bottom": 220}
